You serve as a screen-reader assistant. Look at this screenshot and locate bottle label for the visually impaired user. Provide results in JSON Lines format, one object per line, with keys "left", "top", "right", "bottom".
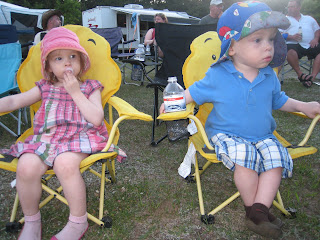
{"left": 134, "top": 55, "right": 145, "bottom": 61}
{"left": 164, "top": 94, "right": 186, "bottom": 112}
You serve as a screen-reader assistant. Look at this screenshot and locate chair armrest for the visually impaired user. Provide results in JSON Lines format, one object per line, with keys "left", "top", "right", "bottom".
{"left": 108, "top": 96, "right": 153, "bottom": 122}
{"left": 296, "top": 114, "right": 320, "bottom": 146}
{"left": 280, "top": 112, "right": 319, "bottom": 146}
{"left": 0, "top": 111, "right": 13, "bottom": 116}
{"left": 288, "top": 112, "right": 309, "bottom": 118}
{"left": 123, "top": 39, "right": 137, "bottom": 45}
{"left": 101, "top": 96, "right": 152, "bottom": 152}
{"left": 157, "top": 102, "right": 196, "bottom": 121}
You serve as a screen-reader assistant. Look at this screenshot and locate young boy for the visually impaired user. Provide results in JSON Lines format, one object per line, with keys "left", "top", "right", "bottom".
{"left": 160, "top": 1, "right": 320, "bottom": 238}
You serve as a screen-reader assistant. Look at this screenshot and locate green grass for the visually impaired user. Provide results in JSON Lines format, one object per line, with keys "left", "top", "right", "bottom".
{"left": 0, "top": 69, "right": 319, "bottom": 240}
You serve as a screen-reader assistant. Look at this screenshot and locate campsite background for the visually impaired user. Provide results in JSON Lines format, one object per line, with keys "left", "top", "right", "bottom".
{"left": 5, "top": 0, "right": 320, "bottom": 26}
{"left": 0, "top": 0, "right": 319, "bottom": 239}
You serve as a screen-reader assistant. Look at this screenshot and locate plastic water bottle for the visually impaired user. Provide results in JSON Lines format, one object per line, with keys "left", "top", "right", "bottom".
{"left": 134, "top": 44, "right": 145, "bottom": 61}
{"left": 145, "top": 44, "right": 151, "bottom": 56}
{"left": 298, "top": 26, "right": 302, "bottom": 41}
{"left": 163, "top": 77, "right": 186, "bottom": 112}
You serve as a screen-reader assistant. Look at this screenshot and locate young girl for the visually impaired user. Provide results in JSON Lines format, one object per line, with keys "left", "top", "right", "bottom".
{"left": 160, "top": 1, "right": 320, "bottom": 238}
{"left": 0, "top": 27, "right": 126, "bottom": 240}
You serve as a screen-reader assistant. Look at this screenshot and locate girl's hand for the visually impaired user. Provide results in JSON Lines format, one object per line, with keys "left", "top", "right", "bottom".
{"left": 159, "top": 103, "right": 166, "bottom": 114}
{"left": 63, "top": 71, "right": 81, "bottom": 96}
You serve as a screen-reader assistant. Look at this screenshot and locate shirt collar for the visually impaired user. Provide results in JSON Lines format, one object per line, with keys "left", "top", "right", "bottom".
{"left": 219, "top": 60, "right": 273, "bottom": 86}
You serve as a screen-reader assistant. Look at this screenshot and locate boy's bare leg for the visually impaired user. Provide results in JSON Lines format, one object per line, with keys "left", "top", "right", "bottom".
{"left": 234, "top": 165, "right": 258, "bottom": 207}
{"left": 234, "top": 165, "right": 282, "bottom": 207}
{"left": 16, "top": 153, "right": 48, "bottom": 240}
{"left": 234, "top": 165, "right": 283, "bottom": 237}
{"left": 254, "top": 167, "right": 282, "bottom": 207}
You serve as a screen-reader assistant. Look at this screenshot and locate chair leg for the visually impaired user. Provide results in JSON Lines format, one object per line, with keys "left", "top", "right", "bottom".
{"left": 150, "top": 86, "right": 167, "bottom": 146}
{"left": 272, "top": 190, "right": 295, "bottom": 218}
{"left": 9, "top": 192, "right": 20, "bottom": 223}
{"left": 193, "top": 156, "right": 293, "bottom": 224}
{"left": 99, "top": 162, "right": 106, "bottom": 220}
{"left": 194, "top": 155, "right": 205, "bottom": 217}
{"left": 5, "top": 192, "right": 22, "bottom": 233}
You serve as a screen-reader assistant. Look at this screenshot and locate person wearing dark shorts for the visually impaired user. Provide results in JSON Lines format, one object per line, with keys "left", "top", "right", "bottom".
{"left": 283, "top": 0, "right": 320, "bottom": 87}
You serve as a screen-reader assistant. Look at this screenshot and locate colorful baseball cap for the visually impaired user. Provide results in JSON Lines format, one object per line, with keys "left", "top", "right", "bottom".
{"left": 216, "top": 1, "right": 290, "bottom": 68}
{"left": 41, "top": 27, "right": 91, "bottom": 80}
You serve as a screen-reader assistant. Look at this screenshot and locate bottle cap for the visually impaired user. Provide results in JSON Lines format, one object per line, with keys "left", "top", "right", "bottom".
{"left": 168, "top": 76, "right": 177, "bottom": 82}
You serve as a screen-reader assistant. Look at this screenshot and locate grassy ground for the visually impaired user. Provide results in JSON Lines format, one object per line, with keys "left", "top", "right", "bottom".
{"left": 0, "top": 66, "right": 319, "bottom": 240}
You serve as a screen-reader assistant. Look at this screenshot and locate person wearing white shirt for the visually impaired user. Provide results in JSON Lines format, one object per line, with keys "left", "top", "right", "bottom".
{"left": 283, "top": 0, "right": 320, "bottom": 87}
{"left": 33, "top": 9, "right": 62, "bottom": 46}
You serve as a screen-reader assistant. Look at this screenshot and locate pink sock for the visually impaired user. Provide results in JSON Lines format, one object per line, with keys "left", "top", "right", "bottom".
{"left": 18, "top": 211, "right": 41, "bottom": 240}
{"left": 53, "top": 213, "right": 88, "bottom": 240}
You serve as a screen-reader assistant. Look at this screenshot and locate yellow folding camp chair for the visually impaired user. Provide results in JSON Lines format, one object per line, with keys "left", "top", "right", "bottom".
{"left": 158, "top": 31, "right": 320, "bottom": 224}
{"left": 0, "top": 25, "right": 152, "bottom": 232}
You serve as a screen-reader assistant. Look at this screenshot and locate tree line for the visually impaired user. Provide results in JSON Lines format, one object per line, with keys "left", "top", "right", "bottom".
{"left": 5, "top": 0, "right": 320, "bottom": 25}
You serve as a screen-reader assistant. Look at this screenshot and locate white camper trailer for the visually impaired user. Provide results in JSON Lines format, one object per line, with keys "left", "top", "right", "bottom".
{"left": 82, "top": 4, "right": 200, "bottom": 49}
{"left": 0, "top": 1, "right": 65, "bottom": 44}
{"left": 0, "top": 1, "right": 48, "bottom": 34}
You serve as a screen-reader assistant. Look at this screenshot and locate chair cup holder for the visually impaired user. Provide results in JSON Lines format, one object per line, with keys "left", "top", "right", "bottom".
{"left": 131, "top": 64, "right": 143, "bottom": 82}
{"left": 165, "top": 119, "right": 190, "bottom": 142}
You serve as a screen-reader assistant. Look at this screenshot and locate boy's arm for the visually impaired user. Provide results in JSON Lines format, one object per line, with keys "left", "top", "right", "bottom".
{"left": 159, "top": 88, "right": 194, "bottom": 114}
{"left": 279, "top": 98, "right": 320, "bottom": 118}
{"left": 184, "top": 88, "right": 194, "bottom": 105}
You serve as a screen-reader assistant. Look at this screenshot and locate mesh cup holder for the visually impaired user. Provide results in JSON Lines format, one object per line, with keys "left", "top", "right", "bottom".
{"left": 165, "top": 119, "right": 190, "bottom": 142}
{"left": 131, "top": 64, "right": 143, "bottom": 81}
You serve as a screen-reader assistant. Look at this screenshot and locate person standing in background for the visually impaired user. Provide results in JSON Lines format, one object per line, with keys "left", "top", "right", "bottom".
{"left": 33, "top": 9, "right": 62, "bottom": 45}
{"left": 144, "top": 13, "right": 168, "bottom": 58}
{"left": 199, "top": 0, "right": 224, "bottom": 25}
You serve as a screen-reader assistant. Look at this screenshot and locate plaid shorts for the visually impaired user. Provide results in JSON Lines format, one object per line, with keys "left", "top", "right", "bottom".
{"left": 210, "top": 133, "right": 293, "bottom": 178}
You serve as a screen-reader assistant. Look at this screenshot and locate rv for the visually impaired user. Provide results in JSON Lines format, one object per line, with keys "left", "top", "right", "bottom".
{"left": 82, "top": 4, "right": 200, "bottom": 49}
{"left": 0, "top": 1, "right": 49, "bottom": 42}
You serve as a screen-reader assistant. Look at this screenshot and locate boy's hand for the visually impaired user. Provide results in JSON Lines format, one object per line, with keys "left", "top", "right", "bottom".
{"left": 303, "top": 101, "right": 320, "bottom": 119}
{"left": 159, "top": 103, "right": 166, "bottom": 114}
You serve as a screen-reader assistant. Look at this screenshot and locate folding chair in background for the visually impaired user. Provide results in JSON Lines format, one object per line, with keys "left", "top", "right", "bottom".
{"left": 91, "top": 27, "right": 137, "bottom": 84}
{"left": 279, "top": 58, "right": 313, "bottom": 84}
{"left": 148, "top": 23, "right": 217, "bottom": 146}
{"left": 158, "top": 31, "right": 320, "bottom": 224}
{"left": 0, "top": 25, "right": 152, "bottom": 233}
{"left": 0, "top": 24, "right": 26, "bottom": 137}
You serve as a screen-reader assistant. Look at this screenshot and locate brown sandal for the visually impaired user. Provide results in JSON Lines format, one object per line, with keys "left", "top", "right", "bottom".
{"left": 298, "top": 73, "right": 313, "bottom": 88}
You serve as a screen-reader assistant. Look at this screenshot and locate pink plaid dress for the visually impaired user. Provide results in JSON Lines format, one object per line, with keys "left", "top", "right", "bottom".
{"left": 1, "top": 79, "right": 126, "bottom": 166}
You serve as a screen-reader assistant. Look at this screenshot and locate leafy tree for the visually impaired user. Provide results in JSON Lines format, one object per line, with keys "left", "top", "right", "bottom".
{"left": 6, "top": 0, "right": 82, "bottom": 25}
{"left": 301, "top": 0, "right": 320, "bottom": 22}
{"left": 5, "top": 0, "right": 320, "bottom": 24}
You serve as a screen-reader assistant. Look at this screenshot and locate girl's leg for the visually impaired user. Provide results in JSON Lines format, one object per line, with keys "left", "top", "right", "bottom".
{"left": 52, "top": 152, "right": 89, "bottom": 240}
{"left": 16, "top": 153, "right": 49, "bottom": 240}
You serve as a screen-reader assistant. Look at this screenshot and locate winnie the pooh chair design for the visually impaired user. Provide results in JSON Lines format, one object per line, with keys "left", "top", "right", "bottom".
{"left": 0, "top": 25, "right": 152, "bottom": 232}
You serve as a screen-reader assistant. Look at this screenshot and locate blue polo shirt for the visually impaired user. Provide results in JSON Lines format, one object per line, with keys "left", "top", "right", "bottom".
{"left": 189, "top": 60, "right": 289, "bottom": 142}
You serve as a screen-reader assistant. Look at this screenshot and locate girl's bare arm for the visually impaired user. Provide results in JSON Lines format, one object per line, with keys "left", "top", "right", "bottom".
{"left": 0, "top": 87, "right": 41, "bottom": 113}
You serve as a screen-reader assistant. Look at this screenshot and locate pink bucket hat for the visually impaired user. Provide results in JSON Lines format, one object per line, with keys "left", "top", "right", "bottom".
{"left": 40, "top": 27, "right": 91, "bottom": 80}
